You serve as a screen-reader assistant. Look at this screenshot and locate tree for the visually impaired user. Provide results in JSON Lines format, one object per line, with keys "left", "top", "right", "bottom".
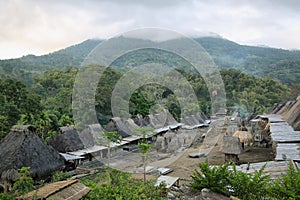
{"left": 138, "top": 142, "right": 153, "bottom": 183}
{"left": 135, "top": 127, "right": 154, "bottom": 183}
{"left": 101, "top": 131, "right": 122, "bottom": 182}
{"left": 12, "top": 167, "right": 34, "bottom": 196}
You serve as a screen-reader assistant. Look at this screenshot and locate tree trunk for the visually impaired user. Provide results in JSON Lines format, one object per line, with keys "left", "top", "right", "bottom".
{"left": 143, "top": 155, "right": 146, "bottom": 183}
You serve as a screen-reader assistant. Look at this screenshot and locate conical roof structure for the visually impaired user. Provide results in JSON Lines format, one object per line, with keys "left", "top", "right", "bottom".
{"left": 48, "top": 126, "right": 86, "bottom": 152}
{"left": 0, "top": 125, "right": 64, "bottom": 182}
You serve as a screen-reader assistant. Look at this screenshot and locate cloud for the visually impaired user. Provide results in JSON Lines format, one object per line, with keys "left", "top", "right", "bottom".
{"left": 0, "top": 0, "right": 300, "bottom": 59}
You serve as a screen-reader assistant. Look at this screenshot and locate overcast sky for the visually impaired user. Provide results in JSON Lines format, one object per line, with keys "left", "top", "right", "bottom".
{"left": 1, "top": 0, "right": 300, "bottom": 59}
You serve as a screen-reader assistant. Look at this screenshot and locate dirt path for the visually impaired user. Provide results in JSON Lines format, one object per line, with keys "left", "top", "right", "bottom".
{"left": 164, "top": 117, "right": 275, "bottom": 185}
{"left": 104, "top": 116, "right": 274, "bottom": 186}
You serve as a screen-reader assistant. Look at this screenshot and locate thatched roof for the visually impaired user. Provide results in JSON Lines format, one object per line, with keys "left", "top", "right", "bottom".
{"left": 232, "top": 131, "right": 253, "bottom": 143}
{"left": 0, "top": 125, "right": 64, "bottom": 182}
{"left": 195, "top": 112, "right": 205, "bottom": 123}
{"left": 105, "top": 117, "right": 131, "bottom": 137}
{"left": 145, "top": 114, "right": 164, "bottom": 129}
{"left": 125, "top": 119, "right": 140, "bottom": 132}
{"left": 220, "top": 136, "right": 243, "bottom": 155}
{"left": 17, "top": 179, "right": 90, "bottom": 200}
{"left": 81, "top": 124, "right": 105, "bottom": 145}
{"left": 48, "top": 126, "right": 84, "bottom": 153}
{"left": 145, "top": 110, "right": 180, "bottom": 129}
{"left": 269, "top": 96, "right": 300, "bottom": 131}
{"left": 134, "top": 114, "right": 149, "bottom": 126}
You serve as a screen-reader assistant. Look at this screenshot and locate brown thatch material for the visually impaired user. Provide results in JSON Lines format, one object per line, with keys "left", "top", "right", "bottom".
{"left": 48, "top": 126, "right": 84, "bottom": 153}
{"left": 269, "top": 96, "right": 300, "bottom": 131}
{"left": 125, "top": 119, "right": 140, "bottom": 132}
{"left": 17, "top": 179, "right": 90, "bottom": 200}
{"left": 0, "top": 125, "right": 64, "bottom": 182}
{"left": 145, "top": 114, "right": 164, "bottom": 129}
{"left": 181, "top": 116, "right": 199, "bottom": 126}
{"left": 195, "top": 112, "right": 205, "bottom": 123}
{"left": 105, "top": 117, "right": 131, "bottom": 137}
{"left": 82, "top": 124, "right": 105, "bottom": 144}
{"left": 134, "top": 114, "right": 148, "bottom": 126}
{"left": 232, "top": 131, "right": 254, "bottom": 143}
{"left": 220, "top": 136, "right": 243, "bottom": 155}
{"left": 285, "top": 99, "right": 300, "bottom": 131}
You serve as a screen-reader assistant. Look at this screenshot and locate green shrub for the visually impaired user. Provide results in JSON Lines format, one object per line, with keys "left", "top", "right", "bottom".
{"left": 268, "top": 162, "right": 300, "bottom": 199}
{"left": 190, "top": 160, "right": 231, "bottom": 195}
{"left": 82, "top": 168, "right": 167, "bottom": 200}
{"left": 230, "top": 164, "right": 270, "bottom": 200}
{"left": 52, "top": 170, "right": 72, "bottom": 182}
{"left": 12, "top": 167, "right": 34, "bottom": 195}
{"left": 0, "top": 193, "right": 15, "bottom": 200}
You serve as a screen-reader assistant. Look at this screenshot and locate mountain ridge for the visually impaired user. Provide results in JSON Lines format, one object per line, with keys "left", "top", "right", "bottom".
{"left": 0, "top": 37, "right": 299, "bottom": 85}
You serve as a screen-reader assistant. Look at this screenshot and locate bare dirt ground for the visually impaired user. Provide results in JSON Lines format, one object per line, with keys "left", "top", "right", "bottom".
{"left": 98, "top": 117, "right": 275, "bottom": 199}
{"left": 166, "top": 118, "right": 275, "bottom": 185}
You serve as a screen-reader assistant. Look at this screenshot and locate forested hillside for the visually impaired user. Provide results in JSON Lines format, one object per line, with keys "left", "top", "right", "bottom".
{"left": 0, "top": 67, "right": 289, "bottom": 141}
{"left": 0, "top": 37, "right": 299, "bottom": 85}
{"left": 0, "top": 36, "right": 298, "bottom": 140}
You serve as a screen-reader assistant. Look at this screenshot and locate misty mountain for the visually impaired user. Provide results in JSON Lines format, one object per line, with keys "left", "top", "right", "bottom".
{"left": 0, "top": 37, "right": 299, "bottom": 85}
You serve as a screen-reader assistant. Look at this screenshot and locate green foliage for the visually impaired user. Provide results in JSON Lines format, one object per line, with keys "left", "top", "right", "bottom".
{"left": 0, "top": 193, "right": 15, "bottom": 200}
{"left": 269, "top": 162, "right": 300, "bottom": 199}
{"left": 52, "top": 171, "right": 72, "bottom": 182}
{"left": 230, "top": 164, "right": 270, "bottom": 200}
{"left": 82, "top": 168, "right": 167, "bottom": 200}
{"left": 190, "top": 160, "right": 231, "bottom": 195}
{"left": 102, "top": 131, "right": 122, "bottom": 144}
{"left": 0, "top": 78, "right": 42, "bottom": 140}
{"left": 138, "top": 139, "right": 153, "bottom": 183}
{"left": 12, "top": 167, "right": 34, "bottom": 196}
{"left": 191, "top": 161, "right": 300, "bottom": 200}
{"left": 102, "top": 131, "right": 122, "bottom": 182}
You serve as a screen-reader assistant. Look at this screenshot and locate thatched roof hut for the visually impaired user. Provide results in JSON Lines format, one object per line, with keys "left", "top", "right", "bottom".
{"left": 48, "top": 126, "right": 85, "bottom": 153}
{"left": 134, "top": 114, "right": 148, "bottom": 127}
{"left": 145, "top": 110, "right": 180, "bottom": 130}
{"left": 269, "top": 96, "right": 300, "bottom": 131}
{"left": 125, "top": 118, "right": 140, "bottom": 133}
{"left": 81, "top": 124, "right": 105, "bottom": 145}
{"left": 0, "top": 125, "right": 64, "bottom": 182}
{"left": 220, "top": 136, "right": 243, "bottom": 155}
{"left": 232, "top": 131, "right": 253, "bottom": 143}
{"left": 220, "top": 136, "right": 243, "bottom": 163}
{"left": 105, "top": 117, "right": 131, "bottom": 137}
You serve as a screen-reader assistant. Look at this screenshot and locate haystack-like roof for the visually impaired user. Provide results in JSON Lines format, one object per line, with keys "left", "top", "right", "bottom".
{"left": 220, "top": 136, "right": 243, "bottom": 155}
{"left": 145, "top": 114, "right": 164, "bottom": 129}
{"left": 0, "top": 125, "right": 64, "bottom": 182}
{"left": 17, "top": 179, "right": 90, "bottom": 200}
{"left": 232, "top": 131, "right": 253, "bottom": 143}
{"left": 269, "top": 96, "right": 300, "bottom": 131}
{"left": 134, "top": 114, "right": 148, "bottom": 127}
{"left": 105, "top": 117, "right": 131, "bottom": 137}
{"left": 145, "top": 110, "right": 178, "bottom": 128}
{"left": 48, "top": 126, "right": 84, "bottom": 153}
{"left": 81, "top": 124, "right": 105, "bottom": 145}
{"left": 125, "top": 119, "right": 140, "bottom": 132}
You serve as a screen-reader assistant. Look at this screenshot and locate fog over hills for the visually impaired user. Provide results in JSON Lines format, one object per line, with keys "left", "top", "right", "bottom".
{"left": 0, "top": 37, "right": 299, "bottom": 85}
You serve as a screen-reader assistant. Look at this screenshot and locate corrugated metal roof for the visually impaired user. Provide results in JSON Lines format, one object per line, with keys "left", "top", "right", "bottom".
{"left": 154, "top": 175, "right": 179, "bottom": 188}
{"left": 257, "top": 114, "right": 285, "bottom": 123}
{"left": 275, "top": 143, "right": 300, "bottom": 161}
{"left": 59, "top": 153, "right": 84, "bottom": 161}
{"left": 270, "top": 123, "right": 300, "bottom": 142}
{"left": 68, "top": 145, "right": 107, "bottom": 156}
{"left": 230, "top": 161, "right": 291, "bottom": 180}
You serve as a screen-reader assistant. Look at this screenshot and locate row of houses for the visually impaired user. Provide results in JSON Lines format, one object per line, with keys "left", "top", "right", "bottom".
{"left": 0, "top": 110, "right": 210, "bottom": 193}
{"left": 223, "top": 111, "right": 300, "bottom": 179}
